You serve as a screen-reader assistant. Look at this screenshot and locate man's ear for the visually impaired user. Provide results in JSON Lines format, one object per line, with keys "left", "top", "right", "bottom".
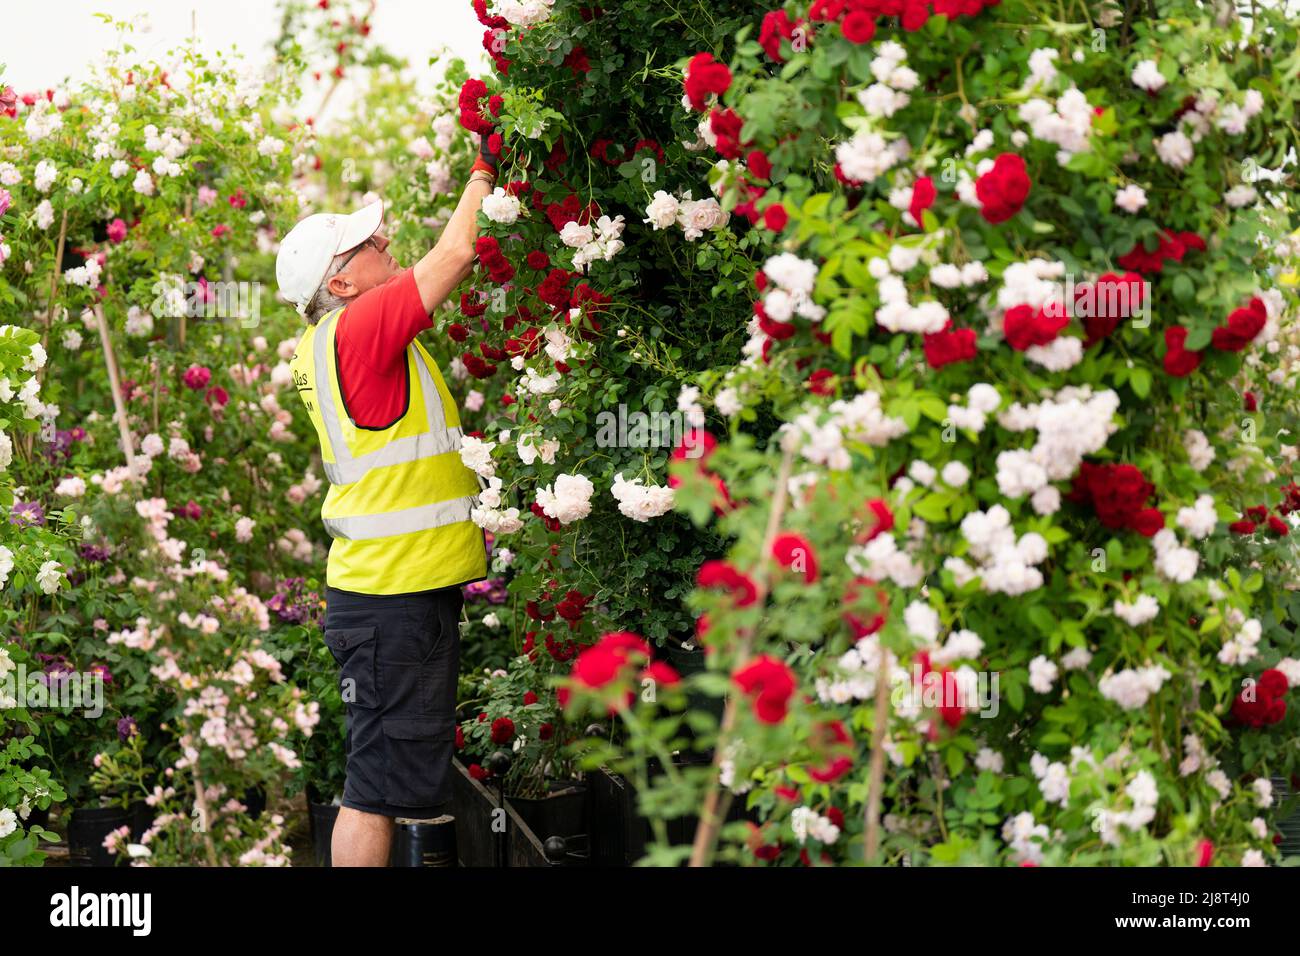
{"left": 325, "top": 272, "right": 359, "bottom": 300}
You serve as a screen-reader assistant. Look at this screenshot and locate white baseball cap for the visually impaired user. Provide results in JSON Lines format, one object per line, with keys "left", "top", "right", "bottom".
{"left": 275, "top": 200, "right": 384, "bottom": 314}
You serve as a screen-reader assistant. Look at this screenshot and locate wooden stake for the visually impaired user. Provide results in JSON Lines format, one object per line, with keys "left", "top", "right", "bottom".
{"left": 41, "top": 208, "right": 70, "bottom": 362}
{"left": 688, "top": 448, "right": 795, "bottom": 867}
{"left": 863, "top": 645, "right": 893, "bottom": 863}
{"left": 25, "top": 209, "right": 70, "bottom": 458}
{"left": 94, "top": 304, "right": 136, "bottom": 473}
{"left": 191, "top": 764, "right": 221, "bottom": 867}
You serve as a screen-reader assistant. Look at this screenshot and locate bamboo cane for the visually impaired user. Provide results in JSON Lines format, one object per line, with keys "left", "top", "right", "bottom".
{"left": 687, "top": 448, "right": 795, "bottom": 867}
{"left": 94, "top": 304, "right": 136, "bottom": 473}
{"left": 191, "top": 764, "right": 221, "bottom": 867}
{"left": 41, "top": 208, "right": 70, "bottom": 362}
{"left": 863, "top": 645, "right": 893, "bottom": 862}
{"left": 24, "top": 209, "right": 71, "bottom": 459}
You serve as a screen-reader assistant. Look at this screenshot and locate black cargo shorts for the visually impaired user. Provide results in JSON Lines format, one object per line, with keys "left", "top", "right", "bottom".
{"left": 322, "top": 585, "right": 462, "bottom": 819}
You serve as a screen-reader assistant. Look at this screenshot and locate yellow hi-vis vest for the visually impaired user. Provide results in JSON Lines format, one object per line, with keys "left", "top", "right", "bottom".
{"left": 289, "top": 307, "right": 486, "bottom": 595}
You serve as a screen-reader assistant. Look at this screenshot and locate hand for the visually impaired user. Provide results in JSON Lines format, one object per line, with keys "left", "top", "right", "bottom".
{"left": 478, "top": 127, "right": 500, "bottom": 170}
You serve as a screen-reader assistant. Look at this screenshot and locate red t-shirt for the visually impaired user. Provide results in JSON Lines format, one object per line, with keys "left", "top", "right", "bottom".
{"left": 334, "top": 268, "right": 431, "bottom": 429}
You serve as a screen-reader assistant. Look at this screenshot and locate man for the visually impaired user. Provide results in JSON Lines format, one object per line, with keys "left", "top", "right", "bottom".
{"left": 275, "top": 134, "right": 499, "bottom": 867}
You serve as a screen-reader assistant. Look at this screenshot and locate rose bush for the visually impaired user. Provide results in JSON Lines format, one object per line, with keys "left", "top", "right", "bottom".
{"left": 453, "top": 0, "right": 1300, "bottom": 866}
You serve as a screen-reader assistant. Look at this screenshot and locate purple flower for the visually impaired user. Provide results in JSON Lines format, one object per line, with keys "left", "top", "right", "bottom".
{"left": 79, "top": 544, "right": 112, "bottom": 562}
{"left": 39, "top": 655, "right": 75, "bottom": 688}
{"left": 10, "top": 501, "right": 46, "bottom": 528}
{"left": 117, "top": 716, "right": 138, "bottom": 741}
{"left": 267, "top": 578, "right": 322, "bottom": 626}
{"left": 42, "top": 430, "right": 75, "bottom": 461}
{"left": 464, "top": 577, "right": 508, "bottom": 605}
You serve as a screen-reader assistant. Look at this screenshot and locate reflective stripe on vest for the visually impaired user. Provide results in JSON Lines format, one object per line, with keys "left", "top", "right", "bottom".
{"left": 314, "top": 308, "right": 461, "bottom": 487}
{"left": 323, "top": 495, "right": 475, "bottom": 541}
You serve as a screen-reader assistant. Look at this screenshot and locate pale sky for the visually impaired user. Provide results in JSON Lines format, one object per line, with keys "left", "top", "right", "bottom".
{"left": 4, "top": 0, "right": 488, "bottom": 119}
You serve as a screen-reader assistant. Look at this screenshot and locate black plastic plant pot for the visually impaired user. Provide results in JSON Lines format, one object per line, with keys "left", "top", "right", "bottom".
{"left": 507, "top": 780, "right": 588, "bottom": 841}
{"left": 587, "top": 767, "right": 648, "bottom": 866}
{"left": 24, "top": 804, "right": 51, "bottom": 832}
{"left": 129, "top": 800, "right": 153, "bottom": 841}
{"left": 67, "top": 806, "right": 132, "bottom": 867}
{"left": 242, "top": 787, "right": 267, "bottom": 819}
{"left": 664, "top": 642, "right": 725, "bottom": 725}
{"left": 1273, "top": 776, "right": 1300, "bottom": 858}
{"left": 390, "top": 816, "right": 458, "bottom": 867}
{"left": 308, "top": 801, "right": 341, "bottom": 868}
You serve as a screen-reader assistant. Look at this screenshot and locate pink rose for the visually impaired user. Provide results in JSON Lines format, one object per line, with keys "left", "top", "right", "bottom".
{"left": 107, "top": 218, "right": 128, "bottom": 243}
{"left": 182, "top": 365, "right": 212, "bottom": 390}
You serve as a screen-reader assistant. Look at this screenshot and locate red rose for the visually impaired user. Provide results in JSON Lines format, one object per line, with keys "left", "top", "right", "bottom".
{"left": 641, "top": 661, "right": 681, "bottom": 688}
{"left": 809, "top": 721, "right": 854, "bottom": 782}
{"left": 461, "top": 353, "right": 497, "bottom": 379}
{"left": 1070, "top": 461, "right": 1157, "bottom": 532}
{"left": 684, "top": 52, "right": 733, "bottom": 111}
{"left": 488, "top": 717, "right": 514, "bottom": 749}
{"left": 842, "top": 577, "right": 888, "bottom": 637}
{"left": 1232, "top": 669, "right": 1289, "bottom": 727}
{"left": 763, "top": 203, "right": 789, "bottom": 231}
{"left": 447, "top": 323, "right": 470, "bottom": 342}
{"left": 455, "top": 726, "right": 465, "bottom": 750}
{"left": 1266, "top": 515, "right": 1289, "bottom": 536}
{"left": 555, "top": 589, "right": 591, "bottom": 624}
{"left": 526, "top": 250, "right": 550, "bottom": 270}
{"left": 1211, "top": 297, "right": 1267, "bottom": 352}
{"left": 923, "top": 322, "right": 977, "bottom": 369}
{"left": 975, "top": 153, "right": 1031, "bottom": 224}
{"left": 697, "top": 559, "right": 759, "bottom": 606}
{"left": 1077, "top": 271, "right": 1145, "bottom": 344}
{"left": 570, "top": 631, "right": 649, "bottom": 691}
{"left": 746, "top": 149, "right": 773, "bottom": 181}
{"left": 468, "top": 763, "right": 488, "bottom": 780}
{"left": 1117, "top": 229, "right": 1203, "bottom": 274}
{"left": 806, "top": 368, "right": 836, "bottom": 396}
{"left": 810, "top": 0, "right": 846, "bottom": 18}
{"left": 771, "top": 532, "right": 819, "bottom": 583}
{"left": 732, "top": 655, "right": 797, "bottom": 724}
{"left": 900, "top": 0, "right": 930, "bottom": 30}
{"left": 758, "top": 10, "right": 801, "bottom": 62}
{"left": 1163, "top": 326, "right": 1203, "bottom": 377}
{"left": 841, "top": 11, "right": 876, "bottom": 43}
{"left": 1229, "top": 519, "right": 1257, "bottom": 535}
{"left": 908, "top": 176, "right": 936, "bottom": 227}
{"left": 857, "top": 498, "right": 895, "bottom": 543}
{"left": 1129, "top": 508, "right": 1165, "bottom": 537}
{"left": 563, "top": 46, "right": 591, "bottom": 77}
{"left": 709, "top": 107, "right": 746, "bottom": 159}
{"left": 1002, "top": 301, "right": 1068, "bottom": 351}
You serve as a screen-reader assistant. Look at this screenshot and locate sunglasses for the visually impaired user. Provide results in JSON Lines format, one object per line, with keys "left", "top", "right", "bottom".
{"left": 337, "top": 235, "right": 380, "bottom": 271}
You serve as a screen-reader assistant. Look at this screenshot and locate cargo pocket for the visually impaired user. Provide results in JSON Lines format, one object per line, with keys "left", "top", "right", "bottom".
{"left": 382, "top": 716, "right": 455, "bottom": 808}
{"left": 323, "top": 627, "right": 378, "bottom": 710}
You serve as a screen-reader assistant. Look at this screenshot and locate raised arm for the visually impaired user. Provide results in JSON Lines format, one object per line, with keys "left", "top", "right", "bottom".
{"left": 412, "top": 137, "right": 499, "bottom": 314}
